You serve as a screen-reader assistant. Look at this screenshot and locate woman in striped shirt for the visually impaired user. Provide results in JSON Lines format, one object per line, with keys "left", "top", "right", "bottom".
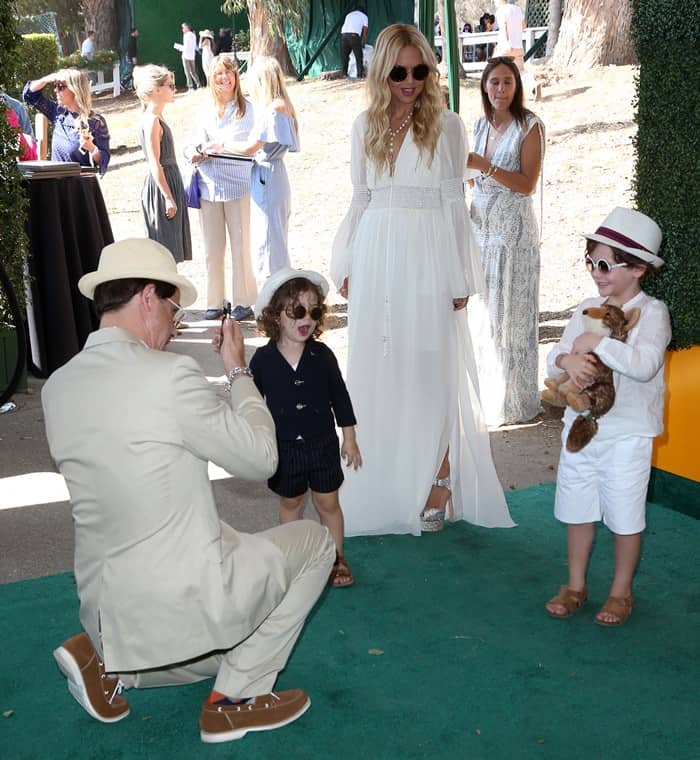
{"left": 185, "top": 55, "right": 257, "bottom": 321}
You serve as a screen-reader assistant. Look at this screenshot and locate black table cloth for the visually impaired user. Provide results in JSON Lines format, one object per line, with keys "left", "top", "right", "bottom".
{"left": 23, "top": 175, "right": 113, "bottom": 376}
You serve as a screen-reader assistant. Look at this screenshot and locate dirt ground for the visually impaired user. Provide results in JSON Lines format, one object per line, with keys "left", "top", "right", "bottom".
{"left": 3, "top": 62, "right": 638, "bottom": 497}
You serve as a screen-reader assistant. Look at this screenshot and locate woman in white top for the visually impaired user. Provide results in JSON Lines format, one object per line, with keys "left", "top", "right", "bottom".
{"left": 185, "top": 55, "right": 257, "bottom": 320}
{"left": 331, "top": 23, "right": 513, "bottom": 536}
{"left": 223, "top": 57, "right": 300, "bottom": 285}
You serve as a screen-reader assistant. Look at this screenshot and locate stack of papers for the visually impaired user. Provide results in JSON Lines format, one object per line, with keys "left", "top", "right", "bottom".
{"left": 19, "top": 161, "right": 82, "bottom": 179}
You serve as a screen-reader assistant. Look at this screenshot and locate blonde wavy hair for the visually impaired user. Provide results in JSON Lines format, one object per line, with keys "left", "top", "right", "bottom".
{"left": 58, "top": 68, "right": 93, "bottom": 120}
{"left": 246, "top": 56, "right": 299, "bottom": 135}
{"left": 365, "top": 24, "right": 442, "bottom": 175}
{"left": 133, "top": 64, "right": 173, "bottom": 110}
{"left": 207, "top": 55, "right": 247, "bottom": 118}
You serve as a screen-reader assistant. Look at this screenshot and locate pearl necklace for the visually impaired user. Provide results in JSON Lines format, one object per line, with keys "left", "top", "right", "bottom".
{"left": 388, "top": 109, "right": 413, "bottom": 159}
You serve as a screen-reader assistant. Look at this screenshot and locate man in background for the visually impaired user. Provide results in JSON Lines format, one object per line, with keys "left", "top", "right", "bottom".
{"left": 121, "top": 28, "right": 138, "bottom": 91}
{"left": 180, "top": 22, "right": 201, "bottom": 90}
{"left": 494, "top": 0, "right": 526, "bottom": 70}
{"left": 340, "top": 6, "right": 368, "bottom": 78}
{"left": 81, "top": 30, "right": 95, "bottom": 60}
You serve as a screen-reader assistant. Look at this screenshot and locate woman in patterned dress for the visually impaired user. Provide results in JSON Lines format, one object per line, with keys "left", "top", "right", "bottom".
{"left": 467, "top": 56, "right": 545, "bottom": 426}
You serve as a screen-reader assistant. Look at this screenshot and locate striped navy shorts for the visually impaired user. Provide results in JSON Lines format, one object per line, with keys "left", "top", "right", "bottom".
{"left": 269, "top": 430, "right": 344, "bottom": 498}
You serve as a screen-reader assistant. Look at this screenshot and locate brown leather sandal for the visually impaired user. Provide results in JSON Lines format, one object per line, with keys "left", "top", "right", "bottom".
{"left": 329, "top": 554, "right": 354, "bottom": 588}
{"left": 595, "top": 594, "right": 633, "bottom": 626}
{"left": 546, "top": 585, "right": 588, "bottom": 618}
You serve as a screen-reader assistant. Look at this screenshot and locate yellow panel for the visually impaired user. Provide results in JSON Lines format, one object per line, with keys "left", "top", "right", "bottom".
{"left": 652, "top": 346, "right": 700, "bottom": 481}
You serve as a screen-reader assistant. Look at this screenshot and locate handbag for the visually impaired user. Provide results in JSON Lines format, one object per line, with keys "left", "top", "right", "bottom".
{"left": 182, "top": 163, "right": 200, "bottom": 209}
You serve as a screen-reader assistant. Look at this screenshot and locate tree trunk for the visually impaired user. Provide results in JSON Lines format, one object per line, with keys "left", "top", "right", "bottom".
{"left": 81, "top": 0, "right": 117, "bottom": 51}
{"left": 546, "top": 0, "right": 562, "bottom": 56}
{"left": 551, "top": 0, "right": 637, "bottom": 69}
{"left": 249, "top": 4, "right": 295, "bottom": 75}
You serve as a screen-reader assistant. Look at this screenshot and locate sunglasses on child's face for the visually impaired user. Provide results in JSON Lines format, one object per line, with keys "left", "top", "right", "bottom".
{"left": 388, "top": 64, "right": 430, "bottom": 82}
{"left": 585, "top": 256, "right": 628, "bottom": 274}
{"left": 55, "top": 82, "right": 68, "bottom": 91}
{"left": 284, "top": 303, "right": 323, "bottom": 321}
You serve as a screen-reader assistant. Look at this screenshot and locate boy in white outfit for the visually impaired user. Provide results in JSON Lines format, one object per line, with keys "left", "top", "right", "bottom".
{"left": 544, "top": 207, "right": 671, "bottom": 626}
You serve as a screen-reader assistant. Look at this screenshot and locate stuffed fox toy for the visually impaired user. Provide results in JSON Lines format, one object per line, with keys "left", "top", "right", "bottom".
{"left": 542, "top": 304, "right": 640, "bottom": 452}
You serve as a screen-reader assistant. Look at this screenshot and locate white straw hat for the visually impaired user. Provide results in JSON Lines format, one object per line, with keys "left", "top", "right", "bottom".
{"left": 78, "top": 239, "right": 198, "bottom": 306}
{"left": 584, "top": 207, "right": 664, "bottom": 268}
{"left": 254, "top": 268, "right": 329, "bottom": 318}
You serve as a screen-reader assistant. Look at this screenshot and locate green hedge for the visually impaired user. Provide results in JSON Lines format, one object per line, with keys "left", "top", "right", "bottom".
{"left": 7, "top": 33, "right": 59, "bottom": 99}
{"left": 0, "top": 4, "right": 29, "bottom": 324}
{"left": 631, "top": 0, "right": 700, "bottom": 349}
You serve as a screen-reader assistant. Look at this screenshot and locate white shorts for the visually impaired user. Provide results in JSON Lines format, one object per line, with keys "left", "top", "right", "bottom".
{"left": 554, "top": 432, "right": 652, "bottom": 535}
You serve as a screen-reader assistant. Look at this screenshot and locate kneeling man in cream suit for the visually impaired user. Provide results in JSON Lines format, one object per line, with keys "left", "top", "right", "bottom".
{"left": 42, "top": 239, "right": 335, "bottom": 743}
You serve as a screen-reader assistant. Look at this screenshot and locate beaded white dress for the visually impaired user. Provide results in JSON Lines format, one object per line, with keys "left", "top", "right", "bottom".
{"left": 468, "top": 112, "right": 544, "bottom": 425}
{"left": 331, "top": 110, "right": 514, "bottom": 536}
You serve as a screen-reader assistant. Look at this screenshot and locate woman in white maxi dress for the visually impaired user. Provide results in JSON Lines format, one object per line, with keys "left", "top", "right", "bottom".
{"left": 331, "top": 24, "right": 514, "bottom": 536}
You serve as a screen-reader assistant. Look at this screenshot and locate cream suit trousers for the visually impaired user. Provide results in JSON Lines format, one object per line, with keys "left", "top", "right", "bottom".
{"left": 119, "top": 520, "right": 335, "bottom": 697}
{"left": 199, "top": 195, "right": 257, "bottom": 310}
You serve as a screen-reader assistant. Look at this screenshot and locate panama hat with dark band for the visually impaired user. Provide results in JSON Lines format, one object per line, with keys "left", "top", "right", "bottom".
{"left": 584, "top": 207, "right": 664, "bottom": 268}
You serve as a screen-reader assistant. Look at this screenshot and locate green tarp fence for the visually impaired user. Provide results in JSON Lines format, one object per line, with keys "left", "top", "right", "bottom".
{"left": 286, "top": 0, "right": 414, "bottom": 79}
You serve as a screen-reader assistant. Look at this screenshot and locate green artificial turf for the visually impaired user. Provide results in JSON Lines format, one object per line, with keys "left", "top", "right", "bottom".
{"left": 2, "top": 484, "right": 698, "bottom": 759}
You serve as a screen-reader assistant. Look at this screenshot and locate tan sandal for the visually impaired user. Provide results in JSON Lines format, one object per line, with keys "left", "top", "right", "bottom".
{"left": 329, "top": 553, "right": 354, "bottom": 588}
{"left": 546, "top": 585, "right": 588, "bottom": 618}
{"left": 595, "top": 594, "right": 633, "bottom": 627}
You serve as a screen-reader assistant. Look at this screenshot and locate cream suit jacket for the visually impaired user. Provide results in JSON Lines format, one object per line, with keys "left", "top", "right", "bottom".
{"left": 42, "top": 328, "right": 285, "bottom": 673}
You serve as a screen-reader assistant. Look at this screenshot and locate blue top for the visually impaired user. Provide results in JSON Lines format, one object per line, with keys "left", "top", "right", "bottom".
{"left": 250, "top": 338, "right": 356, "bottom": 441}
{"left": 252, "top": 108, "right": 299, "bottom": 166}
{"left": 22, "top": 82, "right": 111, "bottom": 174}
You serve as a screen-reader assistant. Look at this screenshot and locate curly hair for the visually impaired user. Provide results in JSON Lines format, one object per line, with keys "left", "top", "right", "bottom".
{"left": 365, "top": 23, "right": 443, "bottom": 176}
{"left": 257, "top": 278, "right": 327, "bottom": 341}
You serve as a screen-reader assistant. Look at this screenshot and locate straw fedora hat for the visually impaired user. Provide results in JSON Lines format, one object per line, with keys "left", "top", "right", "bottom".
{"left": 200, "top": 29, "right": 215, "bottom": 41}
{"left": 254, "top": 268, "right": 329, "bottom": 318}
{"left": 78, "top": 239, "right": 198, "bottom": 306}
{"left": 584, "top": 207, "right": 664, "bottom": 268}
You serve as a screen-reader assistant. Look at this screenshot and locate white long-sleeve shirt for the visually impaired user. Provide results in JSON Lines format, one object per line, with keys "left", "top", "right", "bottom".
{"left": 546, "top": 290, "right": 671, "bottom": 440}
{"left": 182, "top": 30, "right": 197, "bottom": 60}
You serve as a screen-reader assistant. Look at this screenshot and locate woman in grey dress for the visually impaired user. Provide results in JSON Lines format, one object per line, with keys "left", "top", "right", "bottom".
{"left": 467, "top": 56, "right": 544, "bottom": 426}
{"left": 133, "top": 65, "right": 192, "bottom": 263}
{"left": 225, "top": 56, "right": 299, "bottom": 283}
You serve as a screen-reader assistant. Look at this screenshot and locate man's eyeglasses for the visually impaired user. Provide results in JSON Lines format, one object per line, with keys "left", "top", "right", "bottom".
{"left": 585, "top": 256, "right": 628, "bottom": 274}
{"left": 388, "top": 64, "right": 430, "bottom": 82}
{"left": 284, "top": 303, "right": 324, "bottom": 321}
{"left": 54, "top": 82, "right": 68, "bottom": 91}
{"left": 166, "top": 297, "right": 185, "bottom": 327}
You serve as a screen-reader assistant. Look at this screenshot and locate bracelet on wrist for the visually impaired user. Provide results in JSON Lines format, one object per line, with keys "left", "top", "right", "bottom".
{"left": 481, "top": 163, "right": 498, "bottom": 179}
{"left": 224, "top": 366, "right": 253, "bottom": 392}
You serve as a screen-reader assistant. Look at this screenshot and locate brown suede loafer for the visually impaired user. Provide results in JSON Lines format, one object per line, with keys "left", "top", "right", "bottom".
{"left": 53, "top": 632, "right": 129, "bottom": 722}
{"left": 200, "top": 688, "right": 310, "bottom": 743}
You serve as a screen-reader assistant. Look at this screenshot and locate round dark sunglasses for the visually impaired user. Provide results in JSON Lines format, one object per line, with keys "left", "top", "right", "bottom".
{"left": 54, "top": 82, "right": 68, "bottom": 91}
{"left": 388, "top": 64, "right": 430, "bottom": 82}
{"left": 285, "top": 303, "right": 324, "bottom": 321}
{"left": 585, "top": 255, "right": 628, "bottom": 274}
